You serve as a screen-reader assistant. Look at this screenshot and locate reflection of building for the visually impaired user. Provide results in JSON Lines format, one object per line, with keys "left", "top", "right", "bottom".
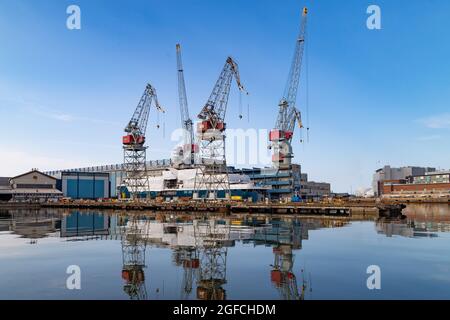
{"left": 375, "top": 221, "right": 414, "bottom": 238}
{"left": 247, "top": 219, "right": 325, "bottom": 249}
{"left": 2, "top": 170, "right": 63, "bottom": 202}
{"left": 0, "top": 211, "right": 61, "bottom": 241}
{"left": 61, "top": 212, "right": 110, "bottom": 237}
{"left": 375, "top": 219, "right": 445, "bottom": 238}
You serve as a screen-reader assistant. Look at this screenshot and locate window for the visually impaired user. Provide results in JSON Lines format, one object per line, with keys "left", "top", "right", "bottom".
{"left": 16, "top": 184, "right": 53, "bottom": 189}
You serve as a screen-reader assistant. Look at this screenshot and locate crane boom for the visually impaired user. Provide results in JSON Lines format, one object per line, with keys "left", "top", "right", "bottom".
{"left": 198, "top": 57, "right": 246, "bottom": 126}
{"left": 123, "top": 84, "right": 165, "bottom": 146}
{"left": 176, "top": 44, "right": 193, "bottom": 142}
{"left": 275, "top": 7, "right": 307, "bottom": 132}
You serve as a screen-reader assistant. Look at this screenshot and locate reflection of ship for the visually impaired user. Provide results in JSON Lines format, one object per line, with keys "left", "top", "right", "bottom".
{"left": 120, "top": 216, "right": 149, "bottom": 300}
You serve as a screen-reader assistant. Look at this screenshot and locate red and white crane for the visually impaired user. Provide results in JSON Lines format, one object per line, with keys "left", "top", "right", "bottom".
{"left": 122, "top": 84, "right": 165, "bottom": 200}
{"left": 194, "top": 57, "right": 247, "bottom": 199}
{"left": 269, "top": 7, "right": 308, "bottom": 168}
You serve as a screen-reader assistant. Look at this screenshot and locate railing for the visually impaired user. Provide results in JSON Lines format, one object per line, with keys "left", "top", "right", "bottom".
{"left": 44, "top": 159, "right": 173, "bottom": 176}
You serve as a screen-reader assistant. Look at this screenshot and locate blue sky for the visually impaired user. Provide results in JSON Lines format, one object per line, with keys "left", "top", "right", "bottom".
{"left": 1, "top": 0, "right": 449, "bottom": 192}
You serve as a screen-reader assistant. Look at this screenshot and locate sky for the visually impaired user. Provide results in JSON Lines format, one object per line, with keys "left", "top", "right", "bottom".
{"left": 0, "top": 0, "right": 450, "bottom": 192}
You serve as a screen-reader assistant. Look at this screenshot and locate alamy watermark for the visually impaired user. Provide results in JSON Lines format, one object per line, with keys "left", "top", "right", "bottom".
{"left": 66, "top": 265, "right": 81, "bottom": 290}
{"left": 66, "top": 5, "right": 81, "bottom": 30}
{"left": 367, "top": 5, "right": 381, "bottom": 30}
{"left": 366, "top": 265, "right": 381, "bottom": 290}
{"left": 170, "top": 127, "right": 293, "bottom": 168}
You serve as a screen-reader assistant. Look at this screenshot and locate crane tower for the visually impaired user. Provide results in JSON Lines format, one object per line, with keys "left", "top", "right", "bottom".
{"left": 194, "top": 57, "right": 247, "bottom": 200}
{"left": 122, "top": 84, "right": 165, "bottom": 200}
{"left": 173, "top": 44, "right": 198, "bottom": 168}
{"left": 269, "top": 7, "right": 308, "bottom": 170}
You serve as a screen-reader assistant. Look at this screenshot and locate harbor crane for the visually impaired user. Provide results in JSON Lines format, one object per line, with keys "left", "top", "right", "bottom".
{"left": 173, "top": 44, "right": 198, "bottom": 168}
{"left": 194, "top": 57, "right": 247, "bottom": 200}
{"left": 122, "top": 84, "right": 165, "bottom": 200}
{"left": 269, "top": 7, "right": 308, "bottom": 170}
{"left": 121, "top": 216, "right": 149, "bottom": 300}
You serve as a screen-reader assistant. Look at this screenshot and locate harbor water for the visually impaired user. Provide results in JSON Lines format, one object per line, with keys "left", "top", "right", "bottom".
{"left": 0, "top": 204, "right": 449, "bottom": 300}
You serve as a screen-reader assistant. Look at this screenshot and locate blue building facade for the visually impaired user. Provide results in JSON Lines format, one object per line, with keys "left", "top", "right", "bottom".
{"left": 61, "top": 172, "right": 110, "bottom": 199}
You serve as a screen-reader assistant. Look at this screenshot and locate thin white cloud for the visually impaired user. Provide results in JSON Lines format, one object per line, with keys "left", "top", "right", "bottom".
{"left": 0, "top": 95, "right": 120, "bottom": 126}
{"left": 417, "top": 135, "right": 441, "bottom": 141}
{"left": 419, "top": 113, "right": 450, "bottom": 129}
{"left": 0, "top": 149, "right": 91, "bottom": 177}
{"left": 32, "top": 108, "right": 75, "bottom": 122}
{"left": 29, "top": 106, "right": 120, "bottom": 126}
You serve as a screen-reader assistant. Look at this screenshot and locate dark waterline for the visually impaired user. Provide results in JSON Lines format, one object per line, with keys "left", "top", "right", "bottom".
{"left": 0, "top": 204, "right": 449, "bottom": 300}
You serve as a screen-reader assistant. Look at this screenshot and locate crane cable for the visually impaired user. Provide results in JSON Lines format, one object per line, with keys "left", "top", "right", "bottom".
{"left": 305, "top": 24, "right": 310, "bottom": 143}
{"left": 239, "top": 90, "right": 243, "bottom": 119}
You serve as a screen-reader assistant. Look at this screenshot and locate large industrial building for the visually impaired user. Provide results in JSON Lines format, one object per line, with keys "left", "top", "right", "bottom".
{"left": 0, "top": 170, "right": 63, "bottom": 202}
{"left": 372, "top": 165, "right": 436, "bottom": 196}
{"left": 45, "top": 160, "right": 331, "bottom": 202}
{"left": 382, "top": 170, "right": 450, "bottom": 198}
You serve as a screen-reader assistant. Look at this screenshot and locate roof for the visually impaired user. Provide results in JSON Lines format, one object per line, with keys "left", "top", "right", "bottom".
{"left": 10, "top": 170, "right": 57, "bottom": 182}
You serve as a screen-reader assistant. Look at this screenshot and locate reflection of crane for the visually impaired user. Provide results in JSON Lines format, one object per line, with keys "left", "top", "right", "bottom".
{"left": 263, "top": 220, "right": 308, "bottom": 300}
{"left": 173, "top": 44, "right": 198, "bottom": 168}
{"left": 174, "top": 247, "right": 200, "bottom": 300}
{"left": 122, "top": 84, "right": 165, "bottom": 200}
{"left": 270, "top": 245, "right": 306, "bottom": 300}
{"left": 121, "top": 217, "right": 149, "bottom": 300}
{"left": 194, "top": 57, "right": 247, "bottom": 200}
{"left": 269, "top": 7, "right": 308, "bottom": 170}
{"left": 194, "top": 220, "right": 229, "bottom": 300}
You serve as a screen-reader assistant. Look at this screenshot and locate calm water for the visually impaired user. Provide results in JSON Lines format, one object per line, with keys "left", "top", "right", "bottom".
{"left": 0, "top": 204, "right": 450, "bottom": 300}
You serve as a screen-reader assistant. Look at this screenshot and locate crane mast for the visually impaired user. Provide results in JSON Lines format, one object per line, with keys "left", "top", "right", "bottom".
{"left": 121, "top": 217, "right": 149, "bottom": 300}
{"left": 174, "top": 44, "right": 198, "bottom": 167}
{"left": 270, "top": 7, "right": 308, "bottom": 169}
{"left": 122, "top": 84, "right": 165, "bottom": 200}
{"left": 194, "top": 57, "right": 246, "bottom": 200}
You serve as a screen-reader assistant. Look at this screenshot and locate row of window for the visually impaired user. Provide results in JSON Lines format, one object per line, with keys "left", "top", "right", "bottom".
{"left": 15, "top": 184, "right": 54, "bottom": 189}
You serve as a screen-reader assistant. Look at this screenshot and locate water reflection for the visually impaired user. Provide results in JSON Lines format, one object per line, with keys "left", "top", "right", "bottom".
{"left": 376, "top": 204, "right": 450, "bottom": 238}
{"left": 1, "top": 205, "right": 450, "bottom": 300}
{"left": 0, "top": 209, "right": 350, "bottom": 300}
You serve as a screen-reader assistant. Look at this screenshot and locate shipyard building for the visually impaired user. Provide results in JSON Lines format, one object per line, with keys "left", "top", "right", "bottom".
{"left": 372, "top": 165, "right": 436, "bottom": 196}
{"left": 45, "top": 160, "right": 331, "bottom": 202}
{"left": 372, "top": 165, "right": 450, "bottom": 198}
{"left": 0, "top": 170, "right": 62, "bottom": 202}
